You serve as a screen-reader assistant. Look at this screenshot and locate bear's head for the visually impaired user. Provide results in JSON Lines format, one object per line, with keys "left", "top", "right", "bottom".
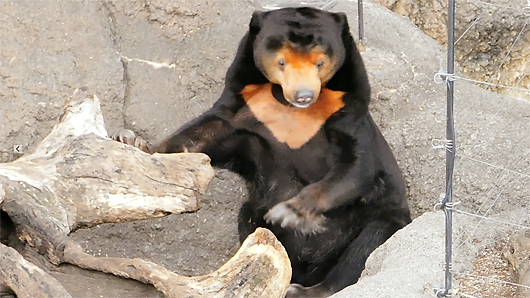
{"left": 251, "top": 8, "right": 347, "bottom": 108}
{"left": 224, "top": 7, "right": 370, "bottom": 111}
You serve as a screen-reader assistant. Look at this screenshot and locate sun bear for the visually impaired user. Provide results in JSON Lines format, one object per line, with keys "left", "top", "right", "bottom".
{"left": 113, "top": 7, "right": 411, "bottom": 297}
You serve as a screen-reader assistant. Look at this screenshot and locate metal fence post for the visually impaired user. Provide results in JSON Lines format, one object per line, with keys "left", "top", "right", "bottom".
{"left": 358, "top": 0, "right": 364, "bottom": 43}
{"left": 438, "top": 0, "right": 456, "bottom": 297}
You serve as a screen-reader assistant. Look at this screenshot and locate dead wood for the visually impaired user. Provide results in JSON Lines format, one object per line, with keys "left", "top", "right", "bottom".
{"left": 0, "top": 88, "right": 214, "bottom": 264}
{"left": 62, "top": 227, "right": 291, "bottom": 298}
{"left": 0, "top": 243, "right": 72, "bottom": 298}
{"left": 0, "top": 89, "right": 291, "bottom": 297}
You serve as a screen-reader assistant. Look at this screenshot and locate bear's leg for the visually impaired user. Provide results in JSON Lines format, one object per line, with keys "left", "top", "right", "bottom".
{"left": 237, "top": 201, "right": 262, "bottom": 243}
{"left": 285, "top": 218, "right": 406, "bottom": 298}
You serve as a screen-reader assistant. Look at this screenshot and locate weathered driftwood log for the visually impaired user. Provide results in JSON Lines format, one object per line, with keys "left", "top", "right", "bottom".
{"left": 62, "top": 227, "right": 291, "bottom": 298}
{"left": 0, "top": 243, "right": 72, "bottom": 298}
{"left": 0, "top": 88, "right": 214, "bottom": 264}
{"left": 0, "top": 89, "right": 291, "bottom": 298}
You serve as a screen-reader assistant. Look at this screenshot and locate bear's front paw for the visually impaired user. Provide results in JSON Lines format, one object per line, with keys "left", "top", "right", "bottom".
{"left": 111, "top": 128, "right": 150, "bottom": 153}
{"left": 264, "top": 197, "right": 326, "bottom": 235}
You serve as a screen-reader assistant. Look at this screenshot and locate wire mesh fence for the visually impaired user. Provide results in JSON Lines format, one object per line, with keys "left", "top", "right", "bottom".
{"left": 436, "top": 0, "right": 530, "bottom": 297}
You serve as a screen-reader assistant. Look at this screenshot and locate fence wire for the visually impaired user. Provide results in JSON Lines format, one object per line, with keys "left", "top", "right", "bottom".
{"left": 437, "top": 0, "right": 530, "bottom": 297}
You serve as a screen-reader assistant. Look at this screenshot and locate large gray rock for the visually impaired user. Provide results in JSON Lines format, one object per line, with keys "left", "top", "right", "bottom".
{"left": 331, "top": 212, "right": 453, "bottom": 298}
{"left": 332, "top": 209, "right": 525, "bottom": 297}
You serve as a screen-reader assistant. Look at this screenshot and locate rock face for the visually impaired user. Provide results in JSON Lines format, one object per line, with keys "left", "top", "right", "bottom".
{"left": 374, "top": 0, "right": 530, "bottom": 100}
{"left": 330, "top": 212, "right": 457, "bottom": 298}
{"left": 102, "top": 0, "right": 255, "bottom": 147}
{"left": 331, "top": 210, "right": 522, "bottom": 298}
{"left": 0, "top": 1, "right": 125, "bottom": 163}
{"left": 0, "top": 0, "right": 255, "bottom": 163}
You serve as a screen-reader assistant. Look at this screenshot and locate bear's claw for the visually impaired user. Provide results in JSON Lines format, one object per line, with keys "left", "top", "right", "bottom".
{"left": 264, "top": 200, "right": 326, "bottom": 235}
{"left": 111, "top": 128, "right": 150, "bottom": 153}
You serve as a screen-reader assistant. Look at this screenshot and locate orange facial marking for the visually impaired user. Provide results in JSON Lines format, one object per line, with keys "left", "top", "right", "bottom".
{"left": 283, "top": 48, "right": 319, "bottom": 67}
{"left": 258, "top": 46, "right": 337, "bottom": 104}
{"left": 240, "top": 83, "right": 345, "bottom": 149}
{"left": 281, "top": 49, "right": 322, "bottom": 100}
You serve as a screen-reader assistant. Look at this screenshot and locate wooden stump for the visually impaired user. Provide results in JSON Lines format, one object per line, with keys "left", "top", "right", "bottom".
{"left": 0, "top": 88, "right": 291, "bottom": 298}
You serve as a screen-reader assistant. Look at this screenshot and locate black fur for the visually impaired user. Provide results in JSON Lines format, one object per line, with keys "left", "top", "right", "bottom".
{"left": 155, "top": 7, "right": 411, "bottom": 297}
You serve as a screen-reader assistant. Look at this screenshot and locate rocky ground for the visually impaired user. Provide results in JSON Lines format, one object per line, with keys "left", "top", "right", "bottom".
{"left": 1, "top": 0, "right": 530, "bottom": 297}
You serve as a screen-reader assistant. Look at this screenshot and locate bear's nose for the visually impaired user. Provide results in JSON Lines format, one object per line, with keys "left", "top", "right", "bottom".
{"left": 293, "top": 89, "right": 315, "bottom": 105}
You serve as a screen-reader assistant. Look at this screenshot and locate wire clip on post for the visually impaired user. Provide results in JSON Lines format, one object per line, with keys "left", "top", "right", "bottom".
{"left": 434, "top": 72, "right": 456, "bottom": 84}
{"left": 432, "top": 139, "right": 454, "bottom": 154}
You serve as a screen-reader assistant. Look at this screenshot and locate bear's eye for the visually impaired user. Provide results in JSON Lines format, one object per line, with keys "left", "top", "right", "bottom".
{"left": 277, "top": 59, "right": 286, "bottom": 69}
{"left": 316, "top": 61, "right": 325, "bottom": 69}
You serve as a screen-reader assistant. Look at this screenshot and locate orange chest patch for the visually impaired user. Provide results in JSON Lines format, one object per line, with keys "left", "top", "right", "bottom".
{"left": 240, "top": 83, "right": 345, "bottom": 149}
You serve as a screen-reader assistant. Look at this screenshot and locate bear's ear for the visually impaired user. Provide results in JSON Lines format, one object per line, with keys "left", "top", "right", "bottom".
{"left": 249, "top": 11, "right": 264, "bottom": 35}
{"left": 332, "top": 12, "right": 351, "bottom": 39}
